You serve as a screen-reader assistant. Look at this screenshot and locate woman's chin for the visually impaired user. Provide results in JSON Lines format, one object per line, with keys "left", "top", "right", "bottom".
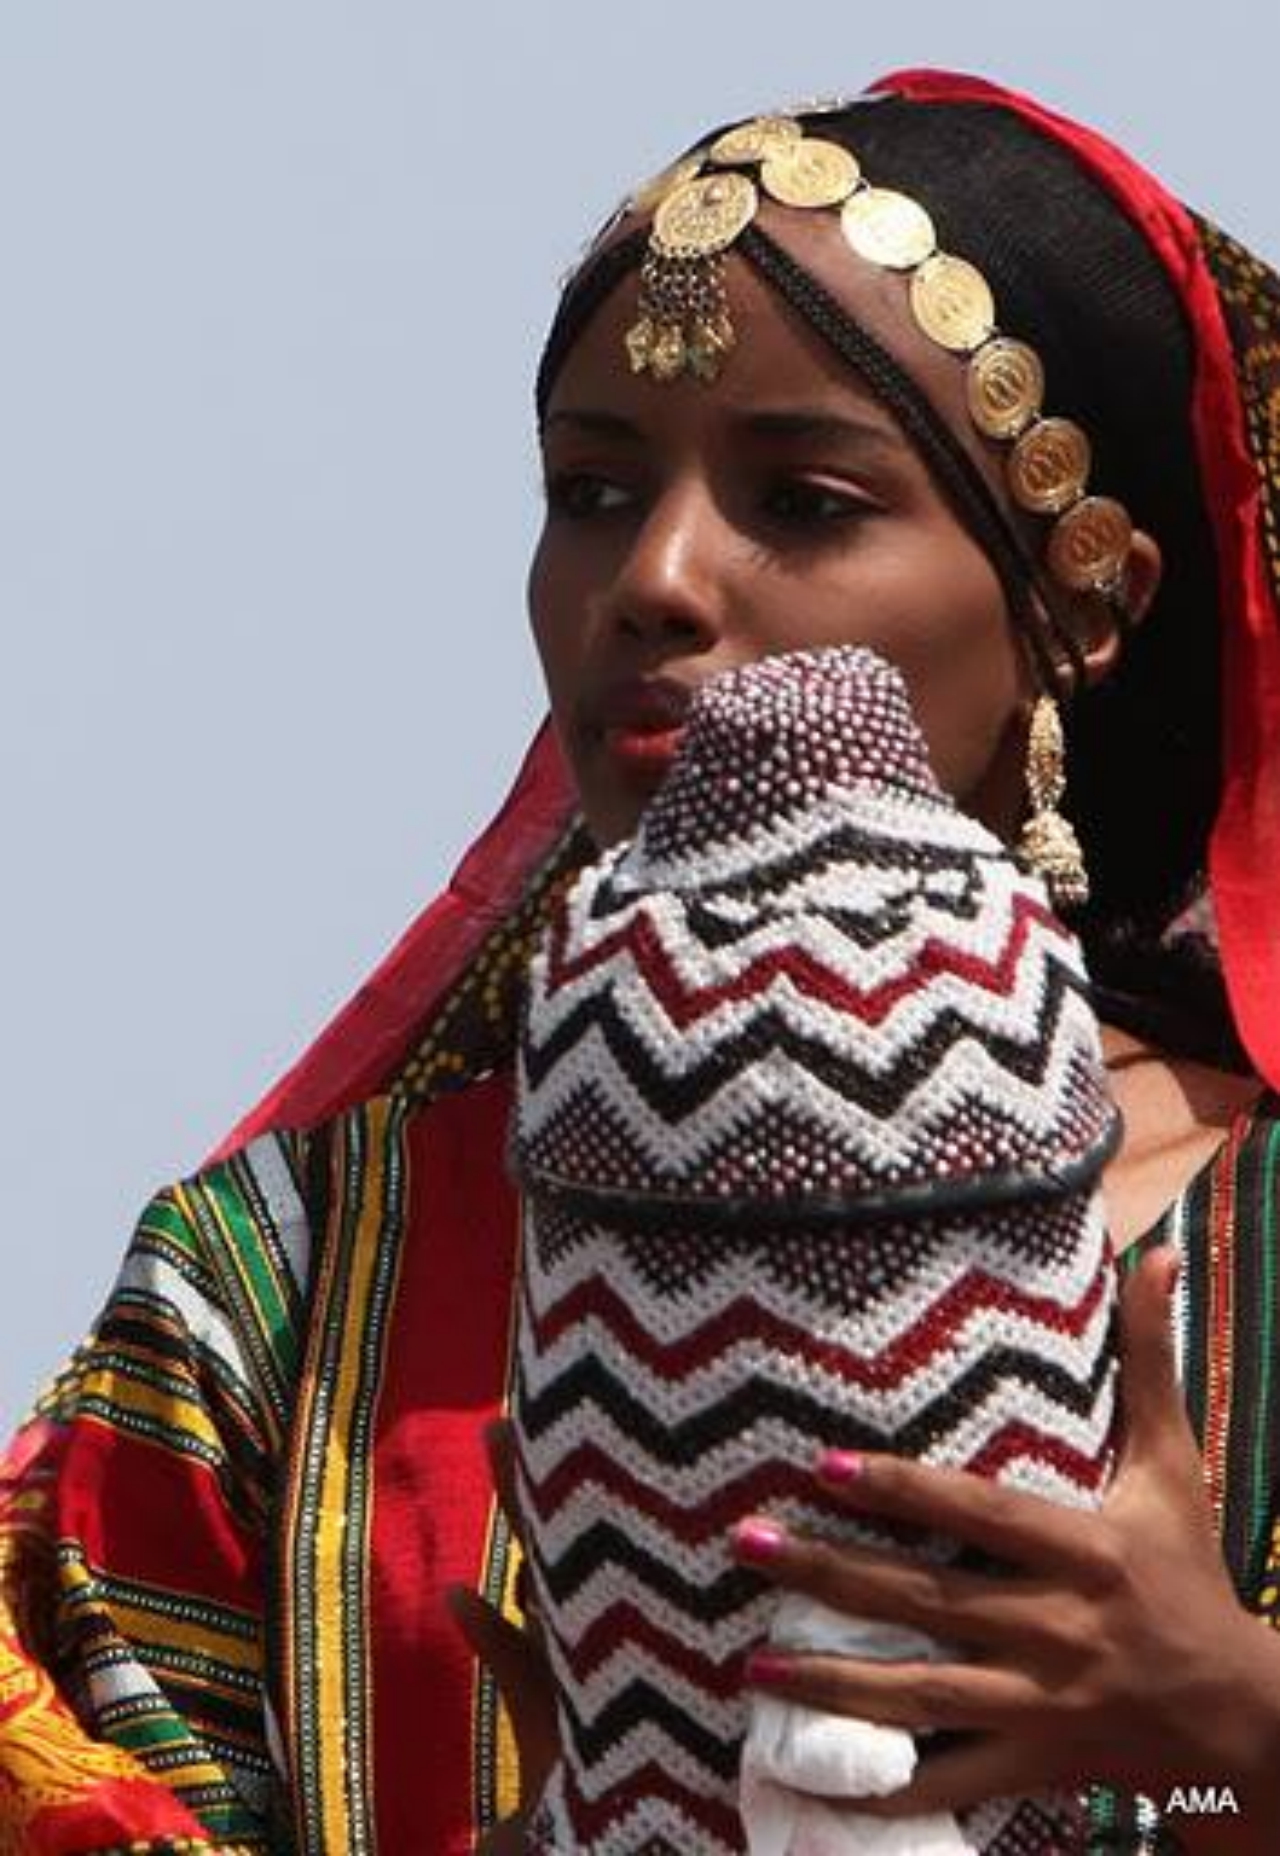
{"left": 577, "top": 742, "right": 683, "bottom": 847}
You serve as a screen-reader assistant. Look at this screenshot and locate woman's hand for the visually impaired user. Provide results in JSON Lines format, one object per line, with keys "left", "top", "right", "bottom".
{"left": 447, "top": 1421, "right": 560, "bottom": 1856}
{"left": 730, "top": 1247, "right": 1280, "bottom": 1853}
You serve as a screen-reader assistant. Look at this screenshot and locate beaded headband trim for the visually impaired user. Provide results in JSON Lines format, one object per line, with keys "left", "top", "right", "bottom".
{"left": 624, "top": 111, "right": 1134, "bottom": 600}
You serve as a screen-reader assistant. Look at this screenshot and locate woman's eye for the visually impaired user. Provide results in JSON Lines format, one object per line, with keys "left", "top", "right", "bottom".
{"left": 764, "top": 480, "right": 871, "bottom": 525}
{"left": 544, "top": 472, "right": 634, "bottom": 518}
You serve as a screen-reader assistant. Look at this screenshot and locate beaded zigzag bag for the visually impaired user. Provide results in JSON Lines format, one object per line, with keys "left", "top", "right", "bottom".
{"left": 512, "top": 646, "right": 1120, "bottom": 1855}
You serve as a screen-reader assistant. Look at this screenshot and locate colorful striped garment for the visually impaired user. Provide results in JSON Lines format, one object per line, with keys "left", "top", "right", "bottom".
{"left": 0, "top": 740, "right": 1276, "bottom": 1853}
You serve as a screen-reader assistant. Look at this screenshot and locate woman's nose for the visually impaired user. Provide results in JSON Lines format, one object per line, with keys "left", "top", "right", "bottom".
{"left": 603, "top": 482, "right": 727, "bottom": 654}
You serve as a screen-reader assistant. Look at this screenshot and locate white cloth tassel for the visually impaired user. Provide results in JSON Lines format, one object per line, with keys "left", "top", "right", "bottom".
{"left": 739, "top": 1597, "right": 976, "bottom": 1856}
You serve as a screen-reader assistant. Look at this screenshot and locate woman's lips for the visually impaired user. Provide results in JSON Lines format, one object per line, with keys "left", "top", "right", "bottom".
{"left": 593, "top": 679, "right": 693, "bottom": 778}
{"left": 602, "top": 722, "right": 686, "bottom": 774}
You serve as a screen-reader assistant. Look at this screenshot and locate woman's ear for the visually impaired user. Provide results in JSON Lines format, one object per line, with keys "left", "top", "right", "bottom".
{"left": 1122, "top": 529, "right": 1163, "bottom": 628}
{"left": 1068, "top": 528, "right": 1164, "bottom": 688}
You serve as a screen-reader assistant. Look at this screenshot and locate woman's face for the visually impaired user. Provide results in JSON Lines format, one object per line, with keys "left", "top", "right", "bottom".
{"left": 529, "top": 215, "right": 1033, "bottom": 849}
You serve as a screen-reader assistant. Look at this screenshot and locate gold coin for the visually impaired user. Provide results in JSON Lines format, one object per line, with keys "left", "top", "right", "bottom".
{"left": 653, "top": 172, "right": 759, "bottom": 257}
{"left": 760, "top": 138, "right": 860, "bottom": 209}
{"left": 1046, "top": 496, "right": 1133, "bottom": 591}
{"left": 910, "top": 254, "right": 995, "bottom": 353}
{"left": 967, "top": 337, "right": 1045, "bottom": 440}
{"left": 841, "top": 188, "right": 936, "bottom": 270}
{"left": 708, "top": 115, "right": 802, "bottom": 167}
{"left": 629, "top": 155, "right": 705, "bottom": 218}
{"left": 1008, "top": 418, "right": 1092, "bottom": 515}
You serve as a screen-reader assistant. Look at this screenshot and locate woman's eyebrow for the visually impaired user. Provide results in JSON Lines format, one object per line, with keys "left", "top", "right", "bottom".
{"left": 735, "top": 409, "right": 906, "bottom": 456}
{"left": 541, "top": 409, "right": 643, "bottom": 442}
{"left": 540, "top": 405, "right": 907, "bottom": 459}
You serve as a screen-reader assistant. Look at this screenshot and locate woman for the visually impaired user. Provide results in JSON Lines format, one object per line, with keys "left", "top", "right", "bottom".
{"left": 1, "top": 67, "right": 1277, "bottom": 1856}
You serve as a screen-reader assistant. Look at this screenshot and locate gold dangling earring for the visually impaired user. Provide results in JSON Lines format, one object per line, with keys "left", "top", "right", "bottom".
{"left": 1018, "top": 693, "right": 1090, "bottom": 909}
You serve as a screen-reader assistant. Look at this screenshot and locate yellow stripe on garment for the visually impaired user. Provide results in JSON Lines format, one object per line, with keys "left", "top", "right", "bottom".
{"left": 495, "top": 1543, "right": 525, "bottom": 1822}
{"left": 312, "top": 1106, "right": 391, "bottom": 1854}
{"left": 97, "top": 1597, "right": 261, "bottom": 1675}
{"left": 75, "top": 1366, "right": 222, "bottom": 1461}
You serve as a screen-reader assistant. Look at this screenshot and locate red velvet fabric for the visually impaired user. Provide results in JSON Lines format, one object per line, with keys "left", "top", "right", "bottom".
{"left": 367, "top": 1076, "right": 523, "bottom": 1855}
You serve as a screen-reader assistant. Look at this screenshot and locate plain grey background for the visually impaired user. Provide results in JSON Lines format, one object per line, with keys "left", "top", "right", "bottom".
{"left": 3, "top": 4, "right": 1276, "bottom": 1426}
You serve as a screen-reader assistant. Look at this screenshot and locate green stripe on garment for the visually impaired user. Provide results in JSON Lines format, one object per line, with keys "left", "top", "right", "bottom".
{"left": 1250, "top": 1119, "right": 1280, "bottom": 1564}
{"left": 224, "top": 1150, "right": 304, "bottom": 1361}
{"left": 112, "top": 1712, "right": 211, "bottom": 1756}
{"left": 139, "top": 1191, "right": 214, "bottom": 1269}
{"left": 233, "top": 1141, "right": 309, "bottom": 1330}
{"left": 181, "top": 1148, "right": 304, "bottom": 1442}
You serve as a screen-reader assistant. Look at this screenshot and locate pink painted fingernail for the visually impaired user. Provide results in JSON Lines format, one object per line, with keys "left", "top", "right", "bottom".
{"left": 733, "top": 1519, "right": 788, "bottom": 1561}
{"left": 817, "top": 1448, "right": 866, "bottom": 1486}
{"left": 744, "top": 1650, "right": 794, "bottom": 1688}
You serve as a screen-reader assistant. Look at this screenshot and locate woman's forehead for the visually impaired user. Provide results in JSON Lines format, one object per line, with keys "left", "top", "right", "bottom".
{"left": 545, "top": 210, "right": 988, "bottom": 474}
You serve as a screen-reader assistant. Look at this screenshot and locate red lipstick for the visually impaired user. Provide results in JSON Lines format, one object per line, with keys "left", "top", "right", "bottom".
{"left": 594, "top": 678, "right": 694, "bottom": 778}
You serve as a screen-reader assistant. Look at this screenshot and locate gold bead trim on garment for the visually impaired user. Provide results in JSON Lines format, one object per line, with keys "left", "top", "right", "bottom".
{"left": 622, "top": 112, "right": 1134, "bottom": 598}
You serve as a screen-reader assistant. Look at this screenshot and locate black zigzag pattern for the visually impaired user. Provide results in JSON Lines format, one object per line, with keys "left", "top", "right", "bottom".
{"left": 592, "top": 813, "right": 1002, "bottom": 921}
{"left": 523, "top": 950, "right": 1094, "bottom": 1126}
{"left": 529, "top": 1520, "right": 762, "bottom": 1626}
{"left": 554, "top": 1673, "right": 741, "bottom": 1783}
{"left": 518, "top": 1342, "right": 1114, "bottom": 1481}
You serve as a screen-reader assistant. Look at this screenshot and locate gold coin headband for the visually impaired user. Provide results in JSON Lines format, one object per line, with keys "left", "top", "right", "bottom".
{"left": 624, "top": 113, "right": 1134, "bottom": 600}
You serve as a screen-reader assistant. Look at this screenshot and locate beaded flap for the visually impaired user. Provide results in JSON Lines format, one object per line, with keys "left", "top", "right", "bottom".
{"left": 515, "top": 647, "right": 1118, "bottom": 1221}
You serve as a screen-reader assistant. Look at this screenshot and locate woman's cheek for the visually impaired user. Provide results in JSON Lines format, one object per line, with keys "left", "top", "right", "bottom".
{"left": 527, "top": 552, "right": 580, "bottom": 705}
